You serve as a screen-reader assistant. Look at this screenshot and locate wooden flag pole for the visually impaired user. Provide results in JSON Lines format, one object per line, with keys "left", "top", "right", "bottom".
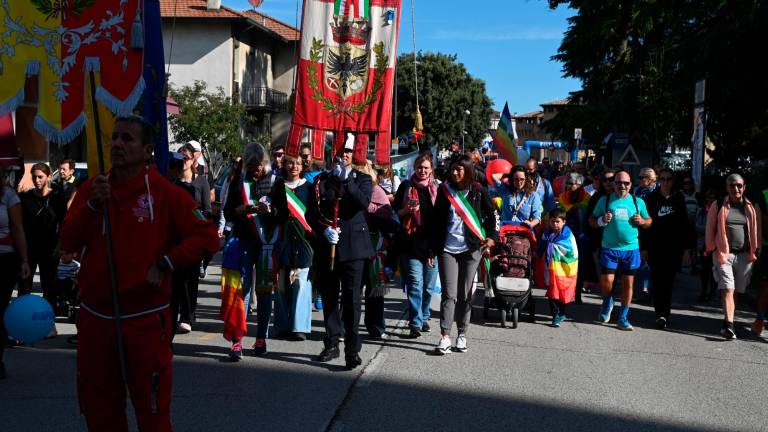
{"left": 88, "top": 70, "right": 128, "bottom": 386}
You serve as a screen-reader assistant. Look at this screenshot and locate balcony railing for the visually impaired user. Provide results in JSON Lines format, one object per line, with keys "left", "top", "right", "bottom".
{"left": 240, "top": 86, "right": 288, "bottom": 112}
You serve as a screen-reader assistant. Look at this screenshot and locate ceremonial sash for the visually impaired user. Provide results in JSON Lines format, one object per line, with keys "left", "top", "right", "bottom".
{"left": 285, "top": 186, "right": 312, "bottom": 233}
{"left": 443, "top": 184, "right": 486, "bottom": 240}
{"left": 443, "top": 184, "right": 492, "bottom": 295}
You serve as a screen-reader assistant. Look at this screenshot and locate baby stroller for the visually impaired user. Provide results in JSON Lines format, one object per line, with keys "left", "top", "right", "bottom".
{"left": 484, "top": 224, "right": 536, "bottom": 328}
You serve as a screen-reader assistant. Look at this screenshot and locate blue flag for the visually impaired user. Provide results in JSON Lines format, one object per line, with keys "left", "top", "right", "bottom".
{"left": 141, "top": 0, "right": 169, "bottom": 173}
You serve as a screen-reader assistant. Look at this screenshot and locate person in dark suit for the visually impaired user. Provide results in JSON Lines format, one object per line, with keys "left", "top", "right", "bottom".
{"left": 310, "top": 135, "right": 373, "bottom": 369}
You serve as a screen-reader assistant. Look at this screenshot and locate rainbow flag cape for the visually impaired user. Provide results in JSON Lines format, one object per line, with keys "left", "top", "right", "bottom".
{"left": 220, "top": 237, "right": 247, "bottom": 342}
{"left": 543, "top": 225, "right": 579, "bottom": 303}
{"left": 493, "top": 102, "right": 518, "bottom": 165}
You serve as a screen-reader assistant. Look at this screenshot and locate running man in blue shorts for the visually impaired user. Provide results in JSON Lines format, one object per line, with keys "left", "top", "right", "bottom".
{"left": 590, "top": 171, "right": 652, "bottom": 330}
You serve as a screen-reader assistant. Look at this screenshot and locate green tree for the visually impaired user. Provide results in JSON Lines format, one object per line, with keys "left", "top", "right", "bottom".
{"left": 396, "top": 52, "right": 493, "bottom": 150}
{"left": 168, "top": 81, "right": 256, "bottom": 180}
{"left": 546, "top": 0, "right": 768, "bottom": 171}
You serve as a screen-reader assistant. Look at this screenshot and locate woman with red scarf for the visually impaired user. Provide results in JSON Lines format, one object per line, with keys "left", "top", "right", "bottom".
{"left": 394, "top": 153, "right": 439, "bottom": 338}
{"left": 557, "top": 172, "right": 591, "bottom": 304}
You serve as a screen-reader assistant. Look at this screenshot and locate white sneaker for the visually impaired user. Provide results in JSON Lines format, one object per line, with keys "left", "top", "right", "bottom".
{"left": 435, "top": 336, "right": 452, "bottom": 355}
{"left": 177, "top": 322, "right": 192, "bottom": 334}
{"left": 455, "top": 334, "right": 467, "bottom": 353}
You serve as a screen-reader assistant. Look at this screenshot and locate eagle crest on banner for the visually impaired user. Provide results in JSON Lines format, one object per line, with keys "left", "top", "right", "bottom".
{"left": 307, "top": 7, "right": 387, "bottom": 119}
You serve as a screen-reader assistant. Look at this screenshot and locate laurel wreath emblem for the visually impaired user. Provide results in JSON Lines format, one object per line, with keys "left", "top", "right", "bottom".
{"left": 307, "top": 38, "right": 388, "bottom": 119}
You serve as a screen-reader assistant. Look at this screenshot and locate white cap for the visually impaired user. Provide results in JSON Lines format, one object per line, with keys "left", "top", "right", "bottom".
{"left": 188, "top": 140, "right": 202, "bottom": 151}
{"left": 344, "top": 132, "right": 355, "bottom": 151}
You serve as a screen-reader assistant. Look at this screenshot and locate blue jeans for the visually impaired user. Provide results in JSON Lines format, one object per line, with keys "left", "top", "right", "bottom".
{"left": 273, "top": 267, "right": 312, "bottom": 334}
{"left": 240, "top": 239, "right": 273, "bottom": 340}
{"left": 402, "top": 256, "right": 438, "bottom": 330}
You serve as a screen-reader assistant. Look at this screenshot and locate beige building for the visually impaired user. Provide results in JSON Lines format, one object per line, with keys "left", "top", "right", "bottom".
{"left": 160, "top": 0, "right": 299, "bottom": 148}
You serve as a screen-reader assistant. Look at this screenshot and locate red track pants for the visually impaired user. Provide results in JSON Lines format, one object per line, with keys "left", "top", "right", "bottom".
{"left": 77, "top": 307, "right": 174, "bottom": 432}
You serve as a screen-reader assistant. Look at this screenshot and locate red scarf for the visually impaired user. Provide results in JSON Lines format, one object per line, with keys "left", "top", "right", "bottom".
{"left": 402, "top": 174, "right": 437, "bottom": 234}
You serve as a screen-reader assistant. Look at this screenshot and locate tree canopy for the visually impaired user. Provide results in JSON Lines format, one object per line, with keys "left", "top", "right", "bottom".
{"left": 168, "top": 80, "right": 256, "bottom": 180}
{"left": 545, "top": 0, "right": 768, "bottom": 171}
{"left": 395, "top": 52, "right": 493, "bottom": 149}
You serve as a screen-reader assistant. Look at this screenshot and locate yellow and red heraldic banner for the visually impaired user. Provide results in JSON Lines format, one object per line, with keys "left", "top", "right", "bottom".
{"left": 287, "top": 0, "right": 402, "bottom": 165}
{"left": 0, "top": 0, "right": 145, "bottom": 145}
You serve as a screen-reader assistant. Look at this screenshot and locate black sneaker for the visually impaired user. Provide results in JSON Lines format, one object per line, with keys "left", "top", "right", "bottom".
{"left": 316, "top": 345, "right": 340, "bottom": 362}
{"left": 66, "top": 335, "right": 78, "bottom": 345}
{"left": 345, "top": 353, "right": 362, "bottom": 369}
{"left": 655, "top": 317, "right": 667, "bottom": 330}
{"left": 408, "top": 328, "right": 421, "bottom": 339}
{"left": 721, "top": 325, "right": 737, "bottom": 341}
{"left": 421, "top": 322, "right": 431, "bottom": 333}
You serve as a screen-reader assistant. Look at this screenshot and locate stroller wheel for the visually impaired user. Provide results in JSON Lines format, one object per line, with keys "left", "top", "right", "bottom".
{"left": 500, "top": 306, "right": 507, "bottom": 328}
{"left": 512, "top": 307, "right": 519, "bottom": 329}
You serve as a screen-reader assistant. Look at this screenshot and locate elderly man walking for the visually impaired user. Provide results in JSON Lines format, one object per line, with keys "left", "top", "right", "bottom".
{"left": 590, "top": 170, "right": 652, "bottom": 330}
{"left": 705, "top": 174, "right": 761, "bottom": 340}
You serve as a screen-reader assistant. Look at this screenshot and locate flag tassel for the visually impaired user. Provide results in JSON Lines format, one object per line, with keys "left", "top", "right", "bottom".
{"left": 131, "top": 7, "right": 144, "bottom": 50}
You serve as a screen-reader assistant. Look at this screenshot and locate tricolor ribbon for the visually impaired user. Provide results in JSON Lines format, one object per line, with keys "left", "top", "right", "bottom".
{"left": 285, "top": 186, "right": 312, "bottom": 233}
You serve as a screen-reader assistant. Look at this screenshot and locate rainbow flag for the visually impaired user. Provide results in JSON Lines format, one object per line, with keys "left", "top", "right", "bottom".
{"left": 493, "top": 102, "right": 518, "bottom": 165}
{"left": 220, "top": 238, "right": 247, "bottom": 342}
{"left": 543, "top": 225, "right": 579, "bottom": 304}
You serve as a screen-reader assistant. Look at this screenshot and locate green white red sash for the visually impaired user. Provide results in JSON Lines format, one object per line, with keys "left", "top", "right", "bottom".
{"left": 285, "top": 185, "right": 312, "bottom": 233}
{"left": 443, "top": 184, "right": 486, "bottom": 240}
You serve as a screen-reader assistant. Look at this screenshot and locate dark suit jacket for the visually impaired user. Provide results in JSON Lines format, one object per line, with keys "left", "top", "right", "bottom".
{"left": 309, "top": 169, "right": 374, "bottom": 262}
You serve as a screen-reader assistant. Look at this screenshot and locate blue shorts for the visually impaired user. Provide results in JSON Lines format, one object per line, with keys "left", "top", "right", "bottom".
{"left": 600, "top": 248, "right": 641, "bottom": 274}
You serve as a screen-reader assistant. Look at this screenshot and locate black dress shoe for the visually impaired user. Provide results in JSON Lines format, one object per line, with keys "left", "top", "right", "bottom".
{"left": 345, "top": 353, "right": 362, "bottom": 369}
{"left": 421, "top": 322, "right": 431, "bottom": 333}
{"left": 408, "top": 328, "right": 422, "bottom": 338}
{"left": 316, "top": 345, "right": 340, "bottom": 362}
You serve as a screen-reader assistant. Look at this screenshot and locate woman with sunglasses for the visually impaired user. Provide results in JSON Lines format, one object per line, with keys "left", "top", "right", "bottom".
{"left": 492, "top": 166, "right": 541, "bottom": 231}
{"left": 705, "top": 174, "right": 761, "bottom": 340}
{"left": 642, "top": 168, "right": 693, "bottom": 329}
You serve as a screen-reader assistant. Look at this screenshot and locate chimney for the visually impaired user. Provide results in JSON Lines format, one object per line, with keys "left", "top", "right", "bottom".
{"left": 207, "top": 0, "right": 221, "bottom": 10}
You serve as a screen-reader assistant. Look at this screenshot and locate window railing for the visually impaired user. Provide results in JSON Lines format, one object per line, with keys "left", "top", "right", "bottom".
{"left": 240, "top": 86, "right": 288, "bottom": 112}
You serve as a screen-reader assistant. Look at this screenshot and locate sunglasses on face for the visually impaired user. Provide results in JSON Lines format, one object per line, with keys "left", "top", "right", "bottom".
{"left": 602, "top": 177, "right": 614, "bottom": 182}
{"left": 615, "top": 181, "right": 631, "bottom": 186}
{"left": 273, "top": 152, "right": 284, "bottom": 158}
{"left": 566, "top": 182, "right": 578, "bottom": 186}
{"left": 300, "top": 154, "right": 311, "bottom": 159}
{"left": 728, "top": 183, "right": 744, "bottom": 189}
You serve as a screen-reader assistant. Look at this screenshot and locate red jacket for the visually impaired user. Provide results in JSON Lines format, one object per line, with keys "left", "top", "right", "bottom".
{"left": 60, "top": 166, "right": 219, "bottom": 315}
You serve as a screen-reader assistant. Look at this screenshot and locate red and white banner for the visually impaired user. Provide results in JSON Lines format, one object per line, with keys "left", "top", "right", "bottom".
{"left": 287, "top": 0, "right": 402, "bottom": 165}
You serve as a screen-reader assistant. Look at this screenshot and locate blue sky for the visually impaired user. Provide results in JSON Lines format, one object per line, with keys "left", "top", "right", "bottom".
{"left": 224, "top": 0, "right": 581, "bottom": 114}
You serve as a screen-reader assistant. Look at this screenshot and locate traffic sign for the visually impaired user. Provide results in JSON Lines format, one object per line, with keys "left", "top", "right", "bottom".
{"left": 617, "top": 143, "right": 641, "bottom": 166}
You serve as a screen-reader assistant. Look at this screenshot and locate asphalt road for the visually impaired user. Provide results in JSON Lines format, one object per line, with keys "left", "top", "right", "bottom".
{"left": 1, "top": 264, "right": 766, "bottom": 432}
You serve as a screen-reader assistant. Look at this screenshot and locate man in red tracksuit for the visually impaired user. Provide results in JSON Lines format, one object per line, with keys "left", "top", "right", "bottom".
{"left": 60, "top": 116, "right": 219, "bottom": 431}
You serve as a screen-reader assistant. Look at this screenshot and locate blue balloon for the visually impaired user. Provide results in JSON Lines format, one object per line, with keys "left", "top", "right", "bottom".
{"left": 3, "top": 295, "right": 55, "bottom": 344}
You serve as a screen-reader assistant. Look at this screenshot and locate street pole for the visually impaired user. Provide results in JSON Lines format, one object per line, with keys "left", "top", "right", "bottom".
{"left": 461, "top": 109, "right": 470, "bottom": 153}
